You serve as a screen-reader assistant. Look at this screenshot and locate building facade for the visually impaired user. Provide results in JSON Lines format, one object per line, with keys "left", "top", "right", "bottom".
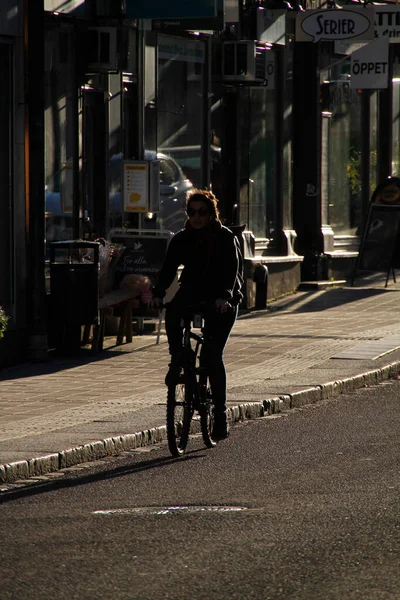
{"left": 1, "top": 0, "right": 399, "bottom": 366}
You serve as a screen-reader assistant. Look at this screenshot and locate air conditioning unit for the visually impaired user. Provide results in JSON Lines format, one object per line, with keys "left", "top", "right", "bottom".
{"left": 86, "top": 26, "right": 118, "bottom": 72}
{"left": 222, "top": 41, "right": 272, "bottom": 82}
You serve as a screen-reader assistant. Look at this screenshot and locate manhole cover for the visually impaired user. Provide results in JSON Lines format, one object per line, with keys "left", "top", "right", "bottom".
{"left": 93, "top": 505, "right": 252, "bottom": 516}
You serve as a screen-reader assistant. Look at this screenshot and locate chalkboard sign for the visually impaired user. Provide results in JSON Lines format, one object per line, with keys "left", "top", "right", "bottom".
{"left": 109, "top": 230, "right": 172, "bottom": 287}
{"left": 352, "top": 203, "right": 400, "bottom": 283}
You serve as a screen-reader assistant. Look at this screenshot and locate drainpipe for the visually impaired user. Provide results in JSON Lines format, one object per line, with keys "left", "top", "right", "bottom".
{"left": 25, "top": 0, "right": 48, "bottom": 361}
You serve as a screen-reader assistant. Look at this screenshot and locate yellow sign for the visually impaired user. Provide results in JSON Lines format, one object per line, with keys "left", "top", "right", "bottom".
{"left": 123, "top": 162, "right": 149, "bottom": 212}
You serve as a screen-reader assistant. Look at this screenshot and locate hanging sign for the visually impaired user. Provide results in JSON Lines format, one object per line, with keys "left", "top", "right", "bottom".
{"left": 375, "top": 5, "right": 400, "bottom": 43}
{"left": 158, "top": 36, "right": 205, "bottom": 63}
{"left": 126, "top": 0, "right": 217, "bottom": 19}
{"left": 152, "top": 0, "right": 229, "bottom": 32}
{"left": 350, "top": 37, "right": 389, "bottom": 89}
{"left": 296, "top": 8, "right": 374, "bottom": 43}
{"left": 336, "top": 6, "right": 400, "bottom": 53}
{"left": 122, "top": 162, "right": 149, "bottom": 213}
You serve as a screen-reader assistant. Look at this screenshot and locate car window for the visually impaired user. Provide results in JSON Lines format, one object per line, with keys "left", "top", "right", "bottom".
{"left": 159, "top": 158, "right": 180, "bottom": 186}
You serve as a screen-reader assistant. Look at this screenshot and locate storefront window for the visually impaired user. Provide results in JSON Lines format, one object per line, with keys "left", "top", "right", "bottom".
{"left": 44, "top": 24, "right": 75, "bottom": 248}
{"left": 322, "top": 63, "right": 362, "bottom": 236}
{"left": 282, "top": 39, "right": 293, "bottom": 227}
{"left": 156, "top": 34, "right": 204, "bottom": 232}
{"left": 108, "top": 73, "right": 123, "bottom": 231}
{"left": 392, "top": 57, "right": 400, "bottom": 177}
{"left": 239, "top": 87, "right": 277, "bottom": 239}
{"left": 209, "top": 77, "right": 224, "bottom": 215}
{"left": 0, "top": 43, "right": 12, "bottom": 306}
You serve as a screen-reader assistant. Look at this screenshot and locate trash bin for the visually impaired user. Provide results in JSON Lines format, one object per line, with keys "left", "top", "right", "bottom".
{"left": 49, "top": 240, "right": 100, "bottom": 354}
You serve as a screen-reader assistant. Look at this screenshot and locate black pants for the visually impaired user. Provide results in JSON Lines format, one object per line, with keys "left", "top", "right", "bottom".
{"left": 165, "top": 297, "right": 238, "bottom": 416}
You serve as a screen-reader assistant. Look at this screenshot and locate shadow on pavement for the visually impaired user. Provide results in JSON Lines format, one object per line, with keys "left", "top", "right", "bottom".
{"left": 0, "top": 450, "right": 204, "bottom": 504}
{"left": 245, "top": 285, "right": 400, "bottom": 317}
{"left": 0, "top": 341, "right": 158, "bottom": 382}
{"left": 283, "top": 287, "right": 392, "bottom": 313}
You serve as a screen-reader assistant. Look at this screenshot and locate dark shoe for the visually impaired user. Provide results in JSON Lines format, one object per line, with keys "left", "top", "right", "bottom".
{"left": 165, "top": 354, "right": 182, "bottom": 386}
{"left": 212, "top": 415, "right": 229, "bottom": 440}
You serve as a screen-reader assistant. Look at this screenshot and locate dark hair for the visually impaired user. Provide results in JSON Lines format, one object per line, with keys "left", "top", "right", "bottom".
{"left": 186, "top": 189, "right": 220, "bottom": 222}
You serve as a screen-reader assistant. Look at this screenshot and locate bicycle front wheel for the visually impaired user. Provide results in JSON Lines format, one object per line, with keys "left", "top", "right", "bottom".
{"left": 166, "top": 379, "right": 193, "bottom": 457}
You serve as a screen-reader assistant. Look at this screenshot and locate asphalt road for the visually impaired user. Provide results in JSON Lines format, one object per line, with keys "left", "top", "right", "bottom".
{"left": 1, "top": 379, "right": 399, "bottom": 600}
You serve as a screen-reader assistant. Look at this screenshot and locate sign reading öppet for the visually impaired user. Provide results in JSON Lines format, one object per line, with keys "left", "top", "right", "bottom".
{"left": 296, "top": 8, "right": 374, "bottom": 43}
{"left": 350, "top": 37, "right": 389, "bottom": 89}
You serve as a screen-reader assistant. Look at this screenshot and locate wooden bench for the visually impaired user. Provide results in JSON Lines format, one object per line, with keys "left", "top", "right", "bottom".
{"left": 82, "top": 289, "right": 139, "bottom": 353}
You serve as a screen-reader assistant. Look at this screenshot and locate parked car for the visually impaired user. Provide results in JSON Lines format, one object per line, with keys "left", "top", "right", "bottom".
{"left": 109, "top": 151, "right": 194, "bottom": 233}
{"left": 159, "top": 144, "right": 221, "bottom": 199}
{"left": 45, "top": 151, "right": 194, "bottom": 241}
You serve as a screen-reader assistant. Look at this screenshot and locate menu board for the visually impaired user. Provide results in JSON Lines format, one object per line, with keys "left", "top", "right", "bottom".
{"left": 353, "top": 203, "right": 400, "bottom": 281}
{"left": 110, "top": 232, "right": 171, "bottom": 286}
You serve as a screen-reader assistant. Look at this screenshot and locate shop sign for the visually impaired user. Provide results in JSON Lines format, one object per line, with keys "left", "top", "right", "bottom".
{"left": 152, "top": 0, "right": 232, "bottom": 32}
{"left": 296, "top": 7, "right": 374, "bottom": 43}
{"left": 375, "top": 5, "right": 400, "bottom": 43}
{"left": 337, "top": 6, "right": 400, "bottom": 52}
{"left": 350, "top": 37, "right": 389, "bottom": 89}
{"left": 158, "top": 36, "right": 205, "bottom": 64}
{"left": 126, "top": 0, "right": 217, "bottom": 20}
{"left": 122, "top": 162, "right": 149, "bottom": 213}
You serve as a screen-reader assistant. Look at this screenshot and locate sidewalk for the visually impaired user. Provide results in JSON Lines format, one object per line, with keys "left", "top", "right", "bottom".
{"left": 2, "top": 275, "right": 400, "bottom": 485}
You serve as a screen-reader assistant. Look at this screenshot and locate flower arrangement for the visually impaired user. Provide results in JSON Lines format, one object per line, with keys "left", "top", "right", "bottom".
{"left": 0, "top": 306, "right": 9, "bottom": 339}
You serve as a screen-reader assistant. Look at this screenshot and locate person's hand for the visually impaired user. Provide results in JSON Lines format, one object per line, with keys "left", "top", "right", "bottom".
{"left": 215, "top": 298, "right": 230, "bottom": 313}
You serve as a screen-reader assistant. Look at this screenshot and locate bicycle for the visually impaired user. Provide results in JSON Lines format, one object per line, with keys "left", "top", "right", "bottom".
{"left": 166, "top": 308, "right": 217, "bottom": 457}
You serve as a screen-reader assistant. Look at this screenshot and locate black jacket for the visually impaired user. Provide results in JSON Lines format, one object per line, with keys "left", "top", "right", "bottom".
{"left": 153, "top": 221, "right": 243, "bottom": 305}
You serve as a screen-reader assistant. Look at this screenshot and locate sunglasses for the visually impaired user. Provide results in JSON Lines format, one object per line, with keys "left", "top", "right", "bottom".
{"left": 187, "top": 207, "right": 209, "bottom": 217}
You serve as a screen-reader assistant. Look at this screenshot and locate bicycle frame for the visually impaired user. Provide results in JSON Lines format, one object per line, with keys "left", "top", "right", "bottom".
{"left": 166, "top": 312, "right": 216, "bottom": 457}
{"left": 182, "top": 317, "right": 204, "bottom": 409}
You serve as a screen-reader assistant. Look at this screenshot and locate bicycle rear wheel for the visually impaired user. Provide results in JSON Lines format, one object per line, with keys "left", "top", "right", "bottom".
{"left": 199, "top": 374, "right": 216, "bottom": 449}
{"left": 166, "top": 377, "right": 193, "bottom": 457}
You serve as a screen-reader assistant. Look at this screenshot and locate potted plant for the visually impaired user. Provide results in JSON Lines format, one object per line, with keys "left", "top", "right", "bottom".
{"left": 0, "top": 306, "right": 9, "bottom": 339}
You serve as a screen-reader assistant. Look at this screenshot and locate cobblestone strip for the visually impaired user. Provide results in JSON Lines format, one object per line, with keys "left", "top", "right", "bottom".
{"left": 228, "top": 322, "right": 400, "bottom": 384}
{"left": 2, "top": 360, "right": 400, "bottom": 485}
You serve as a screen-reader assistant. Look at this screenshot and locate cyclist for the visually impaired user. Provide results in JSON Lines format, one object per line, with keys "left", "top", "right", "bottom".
{"left": 150, "top": 189, "right": 243, "bottom": 440}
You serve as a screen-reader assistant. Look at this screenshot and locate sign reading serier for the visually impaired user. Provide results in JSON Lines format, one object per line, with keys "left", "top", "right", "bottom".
{"left": 296, "top": 7, "right": 374, "bottom": 43}
{"left": 350, "top": 38, "right": 389, "bottom": 89}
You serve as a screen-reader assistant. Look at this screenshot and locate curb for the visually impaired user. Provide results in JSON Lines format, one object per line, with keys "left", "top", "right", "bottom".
{"left": 2, "top": 360, "right": 400, "bottom": 485}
